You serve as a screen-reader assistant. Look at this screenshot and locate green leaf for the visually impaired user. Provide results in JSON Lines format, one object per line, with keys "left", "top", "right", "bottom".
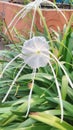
{"left": 61, "top": 76, "right": 68, "bottom": 100}
{"left": 30, "top": 112, "right": 73, "bottom": 130}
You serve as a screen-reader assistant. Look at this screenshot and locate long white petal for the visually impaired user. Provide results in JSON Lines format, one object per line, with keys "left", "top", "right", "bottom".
{"left": 25, "top": 68, "right": 36, "bottom": 117}
{"left": 2, "top": 63, "right": 26, "bottom": 103}
{"left": 5, "top": 7, "right": 25, "bottom": 34}
{"left": 48, "top": 51, "right": 73, "bottom": 89}
{"left": 0, "top": 54, "right": 21, "bottom": 78}
{"left": 48, "top": 60, "right": 63, "bottom": 122}
{"left": 30, "top": 6, "right": 36, "bottom": 39}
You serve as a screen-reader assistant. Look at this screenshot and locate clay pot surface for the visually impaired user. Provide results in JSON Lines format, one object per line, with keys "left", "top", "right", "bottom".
{"left": 0, "top": 1, "right": 73, "bottom": 40}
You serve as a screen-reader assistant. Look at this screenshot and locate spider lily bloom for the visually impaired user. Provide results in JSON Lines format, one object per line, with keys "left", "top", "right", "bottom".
{"left": 6, "top": 0, "right": 67, "bottom": 38}
{"left": 1, "top": 36, "right": 73, "bottom": 121}
{"left": 21, "top": 36, "right": 50, "bottom": 117}
{"left": 1, "top": 36, "right": 63, "bottom": 121}
{"left": 2, "top": 36, "right": 73, "bottom": 121}
{"left": 21, "top": 36, "right": 49, "bottom": 68}
{"left": 21, "top": 36, "right": 64, "bottom": 119}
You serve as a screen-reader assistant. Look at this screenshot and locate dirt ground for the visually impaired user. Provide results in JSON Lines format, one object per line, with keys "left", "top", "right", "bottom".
{"left": 0, "top": 35, "right": 5, "bottom": 50}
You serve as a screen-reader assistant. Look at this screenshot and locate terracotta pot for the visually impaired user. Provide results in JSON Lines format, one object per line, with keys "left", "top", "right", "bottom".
{"left": 0, "top": 1, "right": 73, "bottom": 40}
{"left": 0, "top": 1, "right": 33, "bottom": 40}
{"left": 36, "top": 9, "right": 73, "bottom": 32}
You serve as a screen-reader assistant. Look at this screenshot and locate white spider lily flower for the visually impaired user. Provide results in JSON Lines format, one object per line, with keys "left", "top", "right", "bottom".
{"left": 7, "top": 0, "right": 56, "bottom": 30}
{"left": 1, "top": 36, "right": 63, "bottom": 121}
{"left": 21, "top": 36, "right": 49, "bottom": 68}
{"left": 6, "top": 0, "right": 67, "bottom": 36}
{"left": 21, "top": 36, "right": 63, "bottom": 120}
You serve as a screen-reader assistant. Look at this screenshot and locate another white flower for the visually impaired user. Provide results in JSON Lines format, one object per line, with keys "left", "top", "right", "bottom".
{"left": 21, "top": 36, "right": 49, "bottom": 68}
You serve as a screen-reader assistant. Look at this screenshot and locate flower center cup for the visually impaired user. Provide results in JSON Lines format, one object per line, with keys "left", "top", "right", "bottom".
{"left": 36, "top": 50, "right": 41, "bottom": 54}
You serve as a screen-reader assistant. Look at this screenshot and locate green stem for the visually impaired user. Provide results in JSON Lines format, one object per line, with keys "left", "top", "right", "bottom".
{"left": 58, "top": 14, "right": 73, "bottom": 57}
{"left": 61, "top": 76, "right": 68, "bottom": 100}
{"left": 37, "top": 8, "right": 54, "bottom": 52}
{"left": 3, "top": 18, "right": 21, "bottom": 53}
